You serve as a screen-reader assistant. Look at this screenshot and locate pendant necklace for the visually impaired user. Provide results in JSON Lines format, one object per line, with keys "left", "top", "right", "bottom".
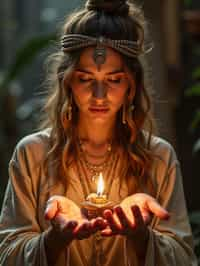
{"left": 78, "top": 139, "right": 113, "bottom": 182}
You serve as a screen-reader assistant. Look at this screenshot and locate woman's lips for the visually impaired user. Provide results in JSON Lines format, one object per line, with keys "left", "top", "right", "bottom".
{"left": 89, "top": 107, "right": 109, "bottom": 113}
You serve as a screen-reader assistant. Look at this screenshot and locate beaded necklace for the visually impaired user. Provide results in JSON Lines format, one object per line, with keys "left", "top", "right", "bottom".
{"left": 75, "top": 149, "right": 120, "bottom": 266}
{"left": 76, "top": 150, "right": 119, "bottom": 196}
{"left": 78, "top": 139, "right": 113, "bottom": 182}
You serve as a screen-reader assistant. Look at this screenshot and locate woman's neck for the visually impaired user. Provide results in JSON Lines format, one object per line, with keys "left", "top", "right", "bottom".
{"left": 77, "top": 116, "right": 115, "bottom": 146}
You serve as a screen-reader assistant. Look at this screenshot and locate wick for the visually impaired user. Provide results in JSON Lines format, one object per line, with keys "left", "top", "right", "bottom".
{"left": 97, "top": 192, "right": 101, "bottom": 197}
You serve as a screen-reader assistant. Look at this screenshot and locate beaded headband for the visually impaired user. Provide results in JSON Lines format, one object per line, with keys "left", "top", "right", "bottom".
{"left": 61, "top": 34, "right": 143, "bottom": 58}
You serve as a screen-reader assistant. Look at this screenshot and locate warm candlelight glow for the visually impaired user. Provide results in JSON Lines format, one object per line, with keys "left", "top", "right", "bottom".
{"left": 82, "top": 172, "right": 114, "bottom": 219}
{"left": 97, "top": 172, "right": 104, "bottom": 196}
{"left": 85, "top": 173, "right": 107, "bottom": 205}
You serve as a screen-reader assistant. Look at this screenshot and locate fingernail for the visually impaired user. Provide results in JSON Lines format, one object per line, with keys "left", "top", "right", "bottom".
{"left": 70, "top": 221, "right": 77, "bottom": 227}
{"left": 44, "top": 211, "right": 50, "bottom": 220}
{"left": 164, "top": 213, "right": 170, "bottom": 220}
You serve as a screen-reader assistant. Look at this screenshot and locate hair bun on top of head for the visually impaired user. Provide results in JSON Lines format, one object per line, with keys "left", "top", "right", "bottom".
{"left": 85, "top": 0, "right": 129, "bottom": 15}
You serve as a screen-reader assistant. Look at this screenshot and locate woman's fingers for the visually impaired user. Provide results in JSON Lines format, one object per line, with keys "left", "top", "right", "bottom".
{"left": 44, "top": 195, "right": 68, "bottom": 220}
{"left": 92, "top": 217, "right": 107, "bottom": 232}
{"left": 115, "top": 206, "right": 132, "bottom": 229}
{"left": 75, "top": 217, "right": 108, "bottom": 239}
{"left": 74, "top": 221, "right": 94, "bottom": 240}
{"left": 101, "top": 227, "right": 113, "bottom": 236}
{"left": 139, "top": 209, "right": 151, "bottom": 224}
{"left": 147, "top": 200, "right": 170, "bottom": 220}
{"left": 115, "top": 205, "right": 145, "bottom": 235}
{"left": 101, "top": 208, "right": 124, "bottom": 236}
{"left": 102, "top": 208, "right": 133, "bottom": 236}
{"left": 131, "top": 205, "right": 144, "bottom": 228}
{"left": 44, "top": 199, "right": 58, "bottom": 220}
{"left": 53, "top": 217, "right": 107, "bottom": 240}
{"left": 62, "top": 220, "right": 78, "bottom": 237}
{"left": 102, "top": 206, "right": 145, "bottom": 237}
{"left": 103, "top": 209, "right": 122, "bottom": 232}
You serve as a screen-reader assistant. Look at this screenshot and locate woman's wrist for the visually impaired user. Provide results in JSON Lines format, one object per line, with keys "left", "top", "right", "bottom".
{"left": 127, "top": 227, "right": 149, "bottom": 259}
{"left": 44, "top": 226, "right": 73, "bottom": 266}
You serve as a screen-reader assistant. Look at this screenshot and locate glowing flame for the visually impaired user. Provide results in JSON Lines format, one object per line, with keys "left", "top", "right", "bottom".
{"left": 97, "top": 172, "right": 104, "bottom": 196}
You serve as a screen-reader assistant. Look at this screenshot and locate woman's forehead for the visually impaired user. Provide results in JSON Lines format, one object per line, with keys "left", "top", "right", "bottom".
{"left": 77, "top": 46, "right": 124, "bottom": 72}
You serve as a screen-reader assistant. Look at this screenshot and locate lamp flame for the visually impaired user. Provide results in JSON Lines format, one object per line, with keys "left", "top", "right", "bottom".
{"left": 97, "top": 172, "right": 104, "bottom": 196}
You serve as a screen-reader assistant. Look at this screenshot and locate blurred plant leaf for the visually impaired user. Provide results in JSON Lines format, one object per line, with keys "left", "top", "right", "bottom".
{"left": 184, "top": 0, "right": 192, "bottom": 7}
{"left": 0, "top": 33, "right": 57, "bottom": 97}
{"left": 192, "top": 67, "right": 200, "bottom": 79}
{"left": 189, "top": 109, "right": 200, "bottom": 132}
{"left": 185, "top": 84, "right": 200, "bottom": 96}
{"left": 193, "top": 138, "right": 200, "bottom": 153}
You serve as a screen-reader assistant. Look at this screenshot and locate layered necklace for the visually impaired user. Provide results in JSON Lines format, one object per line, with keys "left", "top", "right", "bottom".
{"left": 78, "top": 138, "right": 114, "bottom": 182}
{"left": 75, "top": 139, "right": 120, "bottom": 266}
{"left": 76, "top": 138, "right": 120, "bottom": 198}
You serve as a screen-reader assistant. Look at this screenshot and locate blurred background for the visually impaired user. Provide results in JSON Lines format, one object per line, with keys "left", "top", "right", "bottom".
{"left": 0, "top": 0, "right": 200, "bottom": 261}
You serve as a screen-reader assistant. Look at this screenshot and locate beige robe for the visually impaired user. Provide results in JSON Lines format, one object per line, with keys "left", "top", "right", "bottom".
{"left": 0, "top": 130, "right": 197, "bottom": 265}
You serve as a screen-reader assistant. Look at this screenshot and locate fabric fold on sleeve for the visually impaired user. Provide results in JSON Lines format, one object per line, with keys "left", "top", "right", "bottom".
{"left": 144, "top": 228, "right": 197, "bottom": 266}
{"left": 125, "top": 145, "right": 198, "bottom": 266}
{"left": 0, "top": 231, "right": 48, "bottom": 266}
{"left": 0, "top": 146, "right": 49, "bottom": 265}
{"left": 143, "top": 160, "right": 198, "bottom": 266}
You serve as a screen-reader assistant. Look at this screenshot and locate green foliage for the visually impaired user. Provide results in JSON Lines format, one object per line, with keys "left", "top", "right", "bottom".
{"left": 192, "top": 67, "right": 200, "bottom": 79}
{"left": 0, "top": 33, "right": 57, "bottom": 97}
{"left": 184, "top": 0, "right": 192, "bottom": 8}
{"left": 193, "top": 139, "right": 200, "bottom": 154}
{"left": 185, "top": 84, "right": 200, "bottom": 97}
{"left": 189, "top": 109, "right": 200, "bottom": 133}
{"left": 0, "top": 33, "right": 58, "bottom": 209}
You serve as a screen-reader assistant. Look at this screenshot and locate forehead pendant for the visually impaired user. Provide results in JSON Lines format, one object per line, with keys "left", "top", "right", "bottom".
{"left": 93, "top": 37, "right": 106, "bottom": 71}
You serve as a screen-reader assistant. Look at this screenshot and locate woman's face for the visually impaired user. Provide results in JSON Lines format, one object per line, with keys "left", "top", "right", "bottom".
{"left": 69, "top": 46, "right": 135, "bottom": 123}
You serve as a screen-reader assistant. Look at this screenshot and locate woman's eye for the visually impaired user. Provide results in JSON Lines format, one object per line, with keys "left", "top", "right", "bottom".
{"left": 79, "top": 77, "right": 93, "bottom": 83}
{"left": 107, "top": 78, "right": 121, "bottom": 84}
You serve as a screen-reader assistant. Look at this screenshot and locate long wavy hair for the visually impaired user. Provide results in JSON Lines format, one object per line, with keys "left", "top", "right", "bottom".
{"left": 41, "top": 0, "right": 157, "bottom": 196}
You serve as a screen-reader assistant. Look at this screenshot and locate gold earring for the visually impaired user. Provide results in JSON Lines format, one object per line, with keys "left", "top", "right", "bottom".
{"left": 129, "top": 104, "right": 135, "bottom": 117}
{"left": 67, "top": 94, "right": 72, "bottom": 121}
{"left": 122, "top": 103, "right": 126, "bottom": 124}
{"left": 122, "top": 103, "right": 135, "bottom": 124}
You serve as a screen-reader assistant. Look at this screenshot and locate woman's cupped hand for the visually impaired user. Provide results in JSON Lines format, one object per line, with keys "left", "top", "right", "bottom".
{"left": 100, "top": 193, "right": 170, "bottom": 256}
{"left": 44, "top": 195, "right": 107, "bottom": 242}
{"left": 44, "top": 193, "right": 169, "bottom": 250}
{"left": 101, "top": 193, "right": 170, "bottom": 253}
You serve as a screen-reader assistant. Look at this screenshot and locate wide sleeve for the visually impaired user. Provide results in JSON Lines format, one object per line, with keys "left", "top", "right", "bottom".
{"left": 0, "top": 141, "right": 48, "bottom": 265}
{"left": 124, "top": 140, "right": 198, "bottom": 266}
{"left": 144, "top": 160, "right": 197, "bottom": 266}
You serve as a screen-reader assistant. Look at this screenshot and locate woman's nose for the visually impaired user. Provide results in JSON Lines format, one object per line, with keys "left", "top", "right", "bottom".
{"left": 91, "top": 80, "right": 108, "bottom": 99}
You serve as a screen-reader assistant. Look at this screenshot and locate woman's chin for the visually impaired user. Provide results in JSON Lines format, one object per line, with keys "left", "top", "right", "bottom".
{"left": 91, "top": 116, "right": 115, "bottom": 125}
{"left": 90, "top": 115, "right": 110, "bottom": 123}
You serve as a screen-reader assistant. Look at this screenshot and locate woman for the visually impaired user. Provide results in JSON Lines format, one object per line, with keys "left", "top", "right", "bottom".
{"left": 0, "top": 0, "right": 197, "bottom": 265}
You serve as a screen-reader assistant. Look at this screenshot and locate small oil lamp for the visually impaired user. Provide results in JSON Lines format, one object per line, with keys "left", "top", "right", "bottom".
{"left": 81, "top": 173, "right": 114, "bottom": 219}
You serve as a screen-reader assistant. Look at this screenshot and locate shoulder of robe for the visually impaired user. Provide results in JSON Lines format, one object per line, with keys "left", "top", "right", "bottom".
{"left": 147, "top": 136, "right": 182, "bottom": 196}
{"left": 10, "top": 128, "right": 51, "bottom": 165}
{"left": 149, "top": 135, "right": 180, "bottom": 170}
